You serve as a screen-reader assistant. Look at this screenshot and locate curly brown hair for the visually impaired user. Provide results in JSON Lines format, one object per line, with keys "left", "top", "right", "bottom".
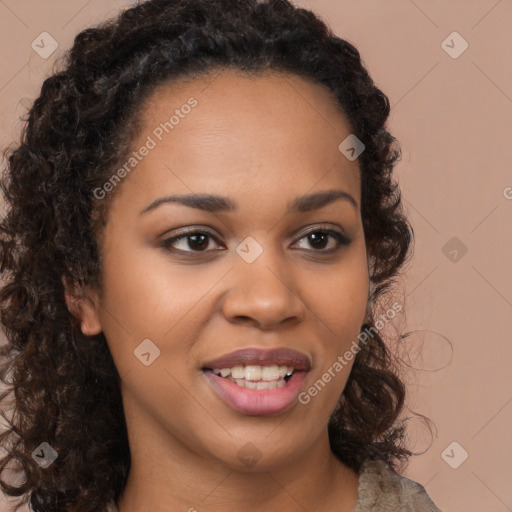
{"left": 0, "top": 0, "right": 423, "bottom": 510}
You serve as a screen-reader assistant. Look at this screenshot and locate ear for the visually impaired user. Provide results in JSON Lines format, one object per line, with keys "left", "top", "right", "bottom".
{"left": 62, "top": 276, "right": 103, "bottom": 336}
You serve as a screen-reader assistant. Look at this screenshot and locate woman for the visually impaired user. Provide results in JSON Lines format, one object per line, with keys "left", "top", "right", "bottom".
{"left": 0, "top": 0, "right": 442, "bottom": 510}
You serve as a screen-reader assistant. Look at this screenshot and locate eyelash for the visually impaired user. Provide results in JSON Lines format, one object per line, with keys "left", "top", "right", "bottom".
{"left": 160, "top": 226, "right": 351, "bottom": 256}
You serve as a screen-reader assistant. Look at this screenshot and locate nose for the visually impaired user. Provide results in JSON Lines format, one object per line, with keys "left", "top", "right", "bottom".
{"left": 221, "top": 247, "right": 306, "bottom": 330}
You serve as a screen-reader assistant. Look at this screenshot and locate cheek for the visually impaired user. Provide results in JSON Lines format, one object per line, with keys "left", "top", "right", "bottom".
{"left": 313, "top": 252, "right": 369, "bottom": 347}
{"left": 96, "top": 242, "right": 209, "bottom": 374}
{"left": 97, "top": 245, "right": 208, "bottom": 427}
{"left": 302, "top": 246, "right": 368, "bottom": 408}
{"left": 101, "top": 239, "right": 208, "bottom": 325}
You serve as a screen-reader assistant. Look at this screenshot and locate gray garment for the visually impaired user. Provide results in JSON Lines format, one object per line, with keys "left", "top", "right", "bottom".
{"left": 353, "top": 459, "right": 442, "bottom": 511}
{"left": 104, "top": 459, "right": 442, "bottom": 511}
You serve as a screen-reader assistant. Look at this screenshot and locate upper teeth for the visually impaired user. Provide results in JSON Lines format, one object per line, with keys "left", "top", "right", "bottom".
{"left": 212, "top": 365, "right": 294, "bottom": 381}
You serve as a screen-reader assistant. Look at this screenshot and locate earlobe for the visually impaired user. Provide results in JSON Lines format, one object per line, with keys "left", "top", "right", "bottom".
{"left": 62, "top": 276, "right": 103, "bottom": 336}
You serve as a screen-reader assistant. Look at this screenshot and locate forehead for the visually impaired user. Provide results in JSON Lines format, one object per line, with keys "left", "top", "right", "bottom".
{"left": 108, "top": 69, "right": 361, "bottom": 215}
{"left": 139, "top": 68, "right": 353, "bottom": 150}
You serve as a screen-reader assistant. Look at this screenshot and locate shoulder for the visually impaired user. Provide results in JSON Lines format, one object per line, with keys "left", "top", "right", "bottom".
{"left": 353, "top": 459, "right": 443, "bottom": 511}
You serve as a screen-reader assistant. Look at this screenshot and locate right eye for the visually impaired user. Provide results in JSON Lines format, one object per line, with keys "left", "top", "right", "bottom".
{"left": 161, "top": 229, "right": 225, "bottom": 254}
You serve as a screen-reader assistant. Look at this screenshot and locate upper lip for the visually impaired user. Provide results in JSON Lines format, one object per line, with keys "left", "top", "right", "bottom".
{"left": 202, "top": 347, "right": 311, "bottom": 371}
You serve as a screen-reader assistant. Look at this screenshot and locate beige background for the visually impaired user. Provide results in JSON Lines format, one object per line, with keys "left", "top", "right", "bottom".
{"left": 0, "top": 1, "right": 511, "bottom": 510}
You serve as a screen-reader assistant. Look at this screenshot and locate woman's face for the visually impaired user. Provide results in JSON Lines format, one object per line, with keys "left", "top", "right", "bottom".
{"left": 79, "top": 69, "right": 369, "bottom": 471}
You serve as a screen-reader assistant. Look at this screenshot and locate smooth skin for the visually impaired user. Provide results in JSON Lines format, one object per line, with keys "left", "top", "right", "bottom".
{"left": 65, "top": 68, "right": 370, "bottom": 512}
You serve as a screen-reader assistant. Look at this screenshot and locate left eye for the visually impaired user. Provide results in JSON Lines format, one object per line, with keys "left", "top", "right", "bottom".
{"left": 293, "top": 229, "right": 351, "bottom": 252}
{"left": 161, "top": 228, "right": 351, "bottom": 254}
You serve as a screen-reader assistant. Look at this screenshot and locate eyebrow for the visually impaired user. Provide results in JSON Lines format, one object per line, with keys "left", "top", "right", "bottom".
{"left": 139, "top": 189, "right": 358, "bottom": 216}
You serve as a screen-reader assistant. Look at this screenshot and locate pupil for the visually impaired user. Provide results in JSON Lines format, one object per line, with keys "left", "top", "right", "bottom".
{"left": 310, "top": 232, "right": 327, "bottom": 249}
{"left": 189, "top": 234, "right": 208, "bottom": 250}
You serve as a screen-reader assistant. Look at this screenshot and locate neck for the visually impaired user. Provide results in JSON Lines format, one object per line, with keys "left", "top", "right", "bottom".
{"left": 116, "top": 408, "right": 359, "bottom": 512}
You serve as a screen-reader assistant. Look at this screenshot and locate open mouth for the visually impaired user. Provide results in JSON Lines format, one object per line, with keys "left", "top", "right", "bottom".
{"left": 202, "top": 365, "right": 297, "bottom": 390}
{"left": 201, "top": 347, "right": 311, "bottom": 415}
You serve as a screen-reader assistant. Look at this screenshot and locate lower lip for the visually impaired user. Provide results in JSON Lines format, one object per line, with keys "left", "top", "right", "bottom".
{"left": 203, "top": 370, "right": 308, "bottom": 416}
